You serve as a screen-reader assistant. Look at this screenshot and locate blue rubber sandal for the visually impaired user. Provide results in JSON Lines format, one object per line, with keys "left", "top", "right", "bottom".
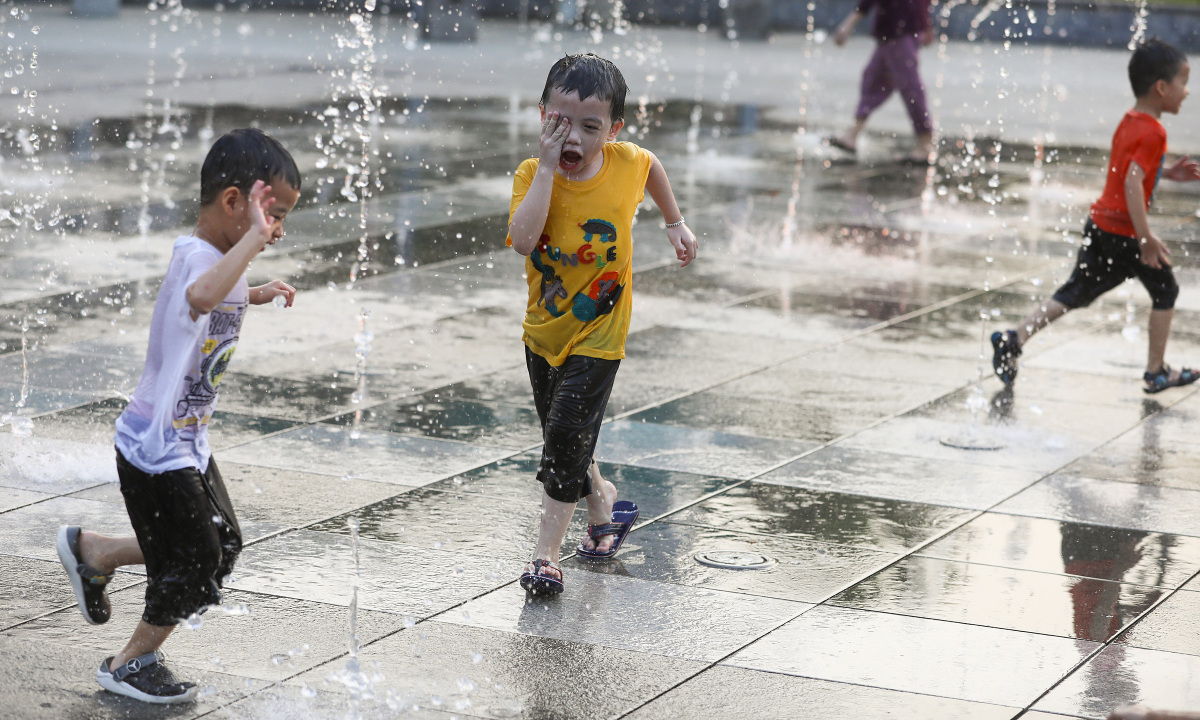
{"left": 1144, "top": 363, "right": 1200, "bottom": 394}
{"left": 520, "top": 559, "right": 564, "bottom": 596}
{"left": 576, "top": 500, "right": 639, "bottom": 560}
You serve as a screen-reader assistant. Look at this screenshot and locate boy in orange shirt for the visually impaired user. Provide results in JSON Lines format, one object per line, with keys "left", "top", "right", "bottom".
{"left": 507, "top": 53, "right": 697, "bottom": 595}
{"left": 993, "top": 39, "right": 1200, "bottom": 393}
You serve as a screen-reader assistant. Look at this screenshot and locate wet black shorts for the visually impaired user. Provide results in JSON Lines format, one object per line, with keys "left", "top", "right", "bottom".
{"left": 1052, "top": 219, "right": 1179, "bottom": 311}
{"left": 117, "top": 449, "right": 243, "bottom": 627}
{"left": 526, "top": 348, "right": 620, "bottom": 504}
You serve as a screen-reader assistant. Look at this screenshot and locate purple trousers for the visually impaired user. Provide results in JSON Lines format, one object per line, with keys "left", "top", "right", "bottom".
{"left": 856, "top": 34, "right": 933, "bottom": 136}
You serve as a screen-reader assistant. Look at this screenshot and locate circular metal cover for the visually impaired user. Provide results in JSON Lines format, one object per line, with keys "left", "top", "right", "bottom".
{"left": 694, "top": 550, "right": 776, "bottom": 570}
{"left": 939, "top": 434, "right": 1005, "bottom": 451}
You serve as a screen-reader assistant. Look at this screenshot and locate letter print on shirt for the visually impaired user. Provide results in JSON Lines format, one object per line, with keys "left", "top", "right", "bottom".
{"left": 530, "top": 219, "right": 625, "bottom": 322}
{"left": 175, "top": 300, "right": 247, "bottom": 430}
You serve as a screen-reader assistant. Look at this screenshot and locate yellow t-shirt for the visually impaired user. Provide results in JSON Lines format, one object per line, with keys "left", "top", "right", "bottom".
{"left": 507, "top": 141, "right": 653, "bottom": 366}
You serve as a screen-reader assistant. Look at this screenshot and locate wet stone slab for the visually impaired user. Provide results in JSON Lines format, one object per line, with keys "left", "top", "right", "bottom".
{"left": 595, "top": 420, "right": 819, "bottom": 480}
{"left": 623, "top": 665, "right": 1021, "bottom": 720}
{"left": 759, "top": 445, "right": 1042, "bottom": 510}
{"left": 309, "top": 486, "right": 589, "bottom": 560}
{"left": 0, "top": 433, "right": 118, "bottom": 494}
{"left": 228, "top": 529, "right": 519, "bottom": 619}
{"left": 291, "top": 619, "right": 707, "bottom": 720}
{"left": 996, "top": 474, "right": 1200, "bottom": 538}
{"left": 0, "top": 632, "right": 259, "bottom": 720}
{"left": 322, "top": 392, "right": 543, "bottom": 449}
{"left": 0, "top": 486, "right": 54, "bottom": 513}
{"left": 1115, "top": 589, "right": 1200, "bottom": 656}
{"left": 1034, "top": 644, "right": 1200, "bottom": 719}
{"left": 0, "top": 556, "right": 143, "bottom": 632}
{"left": 831, "top": 555, "right": 1160, "bottom": 642}
{"left": 919, "top": 511, "right": 1200, "bottom": 589}
{"left": 220, "top": 424, "right": 512, "bottom": 487}
{"left": 443, "top": 572, "right": 808, "bottom": 663}
{"left": 666, "top": 482, "right": 974, "bottom": 553}
{"left": 564, "top": 521, "right": 896, "bottom": 604}
{"left": 725, "top": 605, "right": 1096, "bottom": 707}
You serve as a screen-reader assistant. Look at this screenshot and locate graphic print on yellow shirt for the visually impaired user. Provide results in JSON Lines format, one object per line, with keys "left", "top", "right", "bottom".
{"left": 508, "top": 141, "right": 653, "bottom": 367}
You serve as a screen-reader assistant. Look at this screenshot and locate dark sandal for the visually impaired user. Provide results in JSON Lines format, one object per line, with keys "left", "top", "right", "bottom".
{"left": 520, "top": 559, "right": 564, "bottom": 596}
{"left": 991, "top": 330, "right": 1022, "bottom": 386}
{"left": 576, "top": 500, "right": 639, "bottom": 560}
{"left": 1143, "top": 363, "right": 1200, "bottom": 394}
{"left": 56, "top": 525, "right": 113, "bottom": 625}
{"left": 826, "top": 136, "right": 857, "bottom": 154}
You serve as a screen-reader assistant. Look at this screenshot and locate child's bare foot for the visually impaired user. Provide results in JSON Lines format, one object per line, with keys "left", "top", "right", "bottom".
{"left": 581, "top": 464, "right": 618, "bottom": 554}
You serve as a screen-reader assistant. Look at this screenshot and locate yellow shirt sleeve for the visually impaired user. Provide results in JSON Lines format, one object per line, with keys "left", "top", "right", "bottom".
{"left": 505, "top": 158, "right": 538, "bottom": 248}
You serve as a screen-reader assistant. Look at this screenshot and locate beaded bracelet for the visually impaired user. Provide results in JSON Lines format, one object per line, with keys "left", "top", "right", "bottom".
{"left": 665, "top": 217, "right": 686, "bottom": 228}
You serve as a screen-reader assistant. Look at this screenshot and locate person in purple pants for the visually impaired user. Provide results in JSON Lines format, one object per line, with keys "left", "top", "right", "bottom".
{"left": 829, "top": 0, "right": 936, "bottom": 164}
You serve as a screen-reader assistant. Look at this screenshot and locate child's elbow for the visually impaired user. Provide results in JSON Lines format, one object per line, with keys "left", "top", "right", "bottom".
{"left": 185, "top": 286, "right": 214, "bottom": 316}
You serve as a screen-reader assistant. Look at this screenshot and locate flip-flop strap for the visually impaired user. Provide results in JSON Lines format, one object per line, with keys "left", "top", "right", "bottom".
{"left": 111, "top": 651, "right": 161, "bottom": 682}
{"left": 531, "top": 559, "right": 561, "bottom": 580}
{"left": 587, "top": 522, "right": 626, "bottom": 540}
{"left": 78, "top": 562, "right": 112, "bottom": 587}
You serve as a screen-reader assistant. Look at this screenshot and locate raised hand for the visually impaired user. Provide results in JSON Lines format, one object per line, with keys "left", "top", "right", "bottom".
{"left": 243, "top": 180, "right": 276, "bottom": 250}
{"left": 539, "top": 111, "right": 570, "bottom": 168}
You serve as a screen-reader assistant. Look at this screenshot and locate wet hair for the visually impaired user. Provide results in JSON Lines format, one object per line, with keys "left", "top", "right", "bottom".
{"left": 1129, "top": 39, "right": 1187, "bottom": 98}
{"left": 200, "top": 128, "right": 301, "bottom": 206}
{"left": 539, "top": 53, "right": 627, "bottom": 124}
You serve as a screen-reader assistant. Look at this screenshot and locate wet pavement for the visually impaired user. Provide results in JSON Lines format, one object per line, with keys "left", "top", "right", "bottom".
{"left": 7, "top": 7, "right": 1200, "bottom": 720}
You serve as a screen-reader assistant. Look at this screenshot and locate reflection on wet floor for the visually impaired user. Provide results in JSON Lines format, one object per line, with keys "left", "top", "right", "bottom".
{"left": 6, "top": 89, "right": 1200, "bottom": 719}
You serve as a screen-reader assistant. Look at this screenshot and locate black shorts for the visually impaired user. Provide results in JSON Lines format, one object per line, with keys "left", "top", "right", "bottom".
{"left": 526, "top": 348, "right": 620, "bottom": 504}
{"left": 1052, "top": 219, "right": 1179, "bottom": 311}
{"left": 117, "top": 449, "right": 242, "bottom": 627}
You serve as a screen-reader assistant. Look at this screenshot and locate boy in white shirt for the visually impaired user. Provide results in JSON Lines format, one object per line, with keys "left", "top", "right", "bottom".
{"left": 55, "top": 128, "right": 301, "bottom": 703}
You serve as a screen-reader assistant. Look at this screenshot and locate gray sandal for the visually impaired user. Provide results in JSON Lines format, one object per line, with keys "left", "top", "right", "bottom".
{"left": 56, "top": 526, "right": 113, "bottom": 625}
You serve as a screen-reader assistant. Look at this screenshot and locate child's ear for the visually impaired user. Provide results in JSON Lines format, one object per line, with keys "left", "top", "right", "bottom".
{"left": 220, "top": 186, "right": 243, "bottom": 216}
{"left": 1155, "top": 78, "right": 1170, "bottom": 98}
{"left": 607, "top": 119, "right": 624, "bottom": 141}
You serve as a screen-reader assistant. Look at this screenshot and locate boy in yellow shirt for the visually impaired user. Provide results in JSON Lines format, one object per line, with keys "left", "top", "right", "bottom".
{"left": 508, "top": 53, "right": 697, "bottom": 595}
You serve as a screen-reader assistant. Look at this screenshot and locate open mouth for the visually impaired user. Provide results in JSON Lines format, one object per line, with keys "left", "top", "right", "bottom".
{"left": 559, "top": 150, "right": 583, "bottom": 170}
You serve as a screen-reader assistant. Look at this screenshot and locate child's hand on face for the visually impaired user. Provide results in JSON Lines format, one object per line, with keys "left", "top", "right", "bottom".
{"left": 242, "top": 180, "right": 276, "bottom": 250}
{"left": 1141, "top": 235, "right": 1172, "bottom": 269}
{"left": 252, "top": 280, "right": 296, "bottom": 307}
{"left": 1165, "top": 155, "right": 1200, "bottom": 182}
{"left": 667, "top": 224, "right": 698, "bottom": 268}
{"left": 539, "top": 111, "right": 569, "bottom": 169}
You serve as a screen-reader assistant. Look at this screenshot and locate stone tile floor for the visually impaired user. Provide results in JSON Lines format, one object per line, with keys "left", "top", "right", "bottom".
{"left": 5, "top": 49, "right": 1200, "bottom": 720}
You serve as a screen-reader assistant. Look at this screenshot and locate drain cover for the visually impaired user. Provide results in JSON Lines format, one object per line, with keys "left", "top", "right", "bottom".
{"left": 939, "top": 434, "right": 1005, "bottom": 451}
{"left": 694, "top": 551, "right": 776, "bottom": 570}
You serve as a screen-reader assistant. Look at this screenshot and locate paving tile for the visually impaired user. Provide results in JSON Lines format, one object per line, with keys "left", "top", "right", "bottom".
{"left": 70, "top": 461, "right": 403, "bottom": 532}
{"left": 432, "top": 365, "right": 537, "bottom": 410}
{"left": 838, "top": 411, "right": 1105, "bottom": 474}
{"left": 666, "top": 481, "right": 973, "bottom": 553}
{"left": 309, "top": 486, "right": 588, "bottom": 560}
{"left": 220, "top": 424, "right": 511, "bottom": 487}
{"left": 662, "top": 301, "right": 875, "bottom": 344}
{"left": 0, "top": 556, "right": 143, "bottom": 631}
{"left": 16, "top": 586, "right": 407, "bottom": 682}
{"left": 623, "top": 665, "right": 1021, "bottom": 720}
{"left": 1059, "top": 410, "right": 1200, "bottom": 491}
{"left": 725, "top": 605, "right": 1096, "bottom": 707}
{"left": 623, "top": 325, "right": 811, "bottom": 364}
{"left": 322, "top": 392, "right": 543, "bottom": 449}
{"left": 290, "top": 619, "right": 706, "bottom": 720}
{"left": 0, "top": 632, "right": 258, "bottom": 720}
{"left": 1115, "top": 589, "right": 1200, "bottom": 656}
{"left": 996, "top": 474, "right": 1200, "bottom": 538}
{"left": 1027, "top": 329, "right": 1200, "bottom": 383}
{"left": 424, "top": 454, "right": 741, "bottom": 520}
{"left": 760, "top": 445, "right": 1041, "bottom": 509}
{"left": 602, "top": 354, "right": 755, "bottom": 416}
{"left": 831, "top": 555, "right": 1160, "bottom": 641}
{"left": 595, "top": 420, "right": 818, "bottom": 479}
{"left": 443, "top": 571, "right": 807, "bottom": 663}
{"left": 626, "top": 379, "right": 936, "bottom": 443}
{"left": 782, "top": 340, "right": 981, "bottom": 389}
{"left": 1034, "top": 645, "right": 1200, "bottom": 719}
{"left": 0, "top": 382, "right": 103, "bottom": 416}
{"left": 920, "top": 512, "right": 1200, "bottom": 589}
{"left": 564, "top": 521, "right": 895, "bottom": 603}
{"left": 228, "top": 529, "right": 518, "bottom": 618}
{"left": 0, "top": 348, "right": 141, "bottom": 397}
{"left": 216, "top": 372, "right": 363, "bottom": 423}
{"left": 205, "top": 682, "right": 467, "bottom": 720}
{"left": 0, "top": 486, "right": 54, "bottom": 513}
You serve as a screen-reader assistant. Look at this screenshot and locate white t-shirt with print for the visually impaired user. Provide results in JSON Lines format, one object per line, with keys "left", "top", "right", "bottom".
{"left": 115, "top": 235, "right": 248, "bottom": 474}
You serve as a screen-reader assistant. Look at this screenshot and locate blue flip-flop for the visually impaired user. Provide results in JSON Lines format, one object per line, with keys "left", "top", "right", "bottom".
{"left": 576, "top": 500, "right": 639, "bottom": 560}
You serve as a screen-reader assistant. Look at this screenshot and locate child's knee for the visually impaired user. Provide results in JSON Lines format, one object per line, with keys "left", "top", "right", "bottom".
{"left": 1152, "top": 279, "right": 1179, "bottom": 310}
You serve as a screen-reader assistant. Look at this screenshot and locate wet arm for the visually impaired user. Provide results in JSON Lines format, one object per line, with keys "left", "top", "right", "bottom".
{"left": 186, "top": 238, "right": 260, "bottom": 318}
{"left": 509, "top": 166, "right": 556, "bottom": 256}
{"left": 1125, "top": 162, "right": 1152, "bottom": 243}
{"left": 645, "top": 154, "right": 683, "bottom": 225}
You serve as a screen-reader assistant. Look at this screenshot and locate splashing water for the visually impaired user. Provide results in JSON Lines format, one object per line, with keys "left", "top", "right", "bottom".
{"left": 1129, "top": 0, "right": 1149, "bottom": 50}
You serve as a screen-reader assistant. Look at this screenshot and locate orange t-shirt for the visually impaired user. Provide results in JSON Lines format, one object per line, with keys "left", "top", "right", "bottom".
{"left": 1089, "top": 110, "right": 1166, "bottom": 238}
